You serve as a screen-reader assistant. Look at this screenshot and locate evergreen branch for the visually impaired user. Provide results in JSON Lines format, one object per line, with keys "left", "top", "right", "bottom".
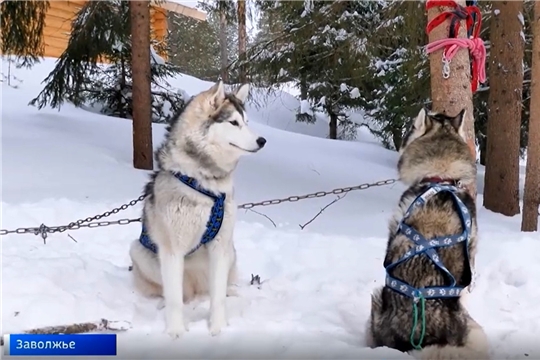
{"left": 29, "top": 1, "right": 132, "bottom": 109}
{"left": 0, "top": 0, "right": 50, "bottom": 67}
{"left": 28, "top": 0, "right": 183, "bottom": 123}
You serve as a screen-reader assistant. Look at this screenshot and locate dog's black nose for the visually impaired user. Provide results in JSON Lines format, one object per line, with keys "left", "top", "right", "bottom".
{"left": 256, "top": 137, "right": 267, "bottom": 148}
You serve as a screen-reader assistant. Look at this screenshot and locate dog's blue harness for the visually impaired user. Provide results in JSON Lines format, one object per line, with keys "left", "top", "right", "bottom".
{"left": 139, "top": 172, "right": 226, "bottom": 257}
{"left": 385, "top": 182, "right": 472, "bottom": 302}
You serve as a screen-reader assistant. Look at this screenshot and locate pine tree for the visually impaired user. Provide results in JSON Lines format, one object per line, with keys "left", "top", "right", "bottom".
{"left": 167, "top": 13, "right": 220, "bottom": 80}
{"left": 199, "top": 0, "right": 236, "bottom": 83}
{"left": 362, "top": 1, "right": 430, "bottom": 150}
{"left": 484, "top": 0, "right": 525, "bottom": 216}
{"left": 247, "top": 0, "right": 534, "bottom": 153}
{"left": 358, "top": 0, "right": 533, "bottom": 161}
{"left": 245, "top": 0, "right": 368, "bottom": 139}
{"left": 198, "top": 0, "right": 237, "bottom": 83}
{"left": 29, "top": 0, "right": 184, "bottom": 123}
{"left": 521, "top": 0, "right": 540, "bottom": 232}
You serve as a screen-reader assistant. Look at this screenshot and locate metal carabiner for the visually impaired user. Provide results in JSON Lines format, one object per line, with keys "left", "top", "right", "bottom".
{"left": 442, "top": 55, "right": 451, "bottom": 79}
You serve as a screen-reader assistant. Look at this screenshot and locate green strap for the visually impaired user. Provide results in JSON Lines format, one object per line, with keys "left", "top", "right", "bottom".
{"left": 410, "top": 294, "right": 426, "bottom": 350}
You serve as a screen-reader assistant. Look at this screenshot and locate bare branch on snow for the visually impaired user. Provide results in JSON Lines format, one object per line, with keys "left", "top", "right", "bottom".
{"left": 245, "top": 208, "right": 277, "bottom": 228}
{"left": 299, "top": 192, "right": 349, "bottom": 230}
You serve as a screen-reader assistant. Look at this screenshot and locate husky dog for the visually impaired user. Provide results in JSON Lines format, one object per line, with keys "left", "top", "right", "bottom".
{"left": 365, "top": 108, "right": 489, "bottom": 359}
{"left": 129, "top": 81, "right": 266, "bottom": 338}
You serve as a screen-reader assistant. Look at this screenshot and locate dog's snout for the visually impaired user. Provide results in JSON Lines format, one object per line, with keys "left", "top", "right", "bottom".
{"left": 256, "top": 137, "right": 267, "bottom": 148}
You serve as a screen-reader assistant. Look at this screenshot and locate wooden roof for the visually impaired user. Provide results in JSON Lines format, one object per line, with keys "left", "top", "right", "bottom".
{"left": 156, "top": 0, "right": 206, "bottom": 21}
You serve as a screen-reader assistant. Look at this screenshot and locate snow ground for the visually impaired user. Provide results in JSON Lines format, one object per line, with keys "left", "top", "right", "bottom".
{"left": 1, "top": 58, "right": 539, "bottom": 359}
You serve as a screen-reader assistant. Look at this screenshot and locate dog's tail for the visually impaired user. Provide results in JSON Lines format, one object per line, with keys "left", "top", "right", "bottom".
{"left": 364, "top": 287, "right": 383, "bottom": 348}
{"left": 412, "top": 317, "right": 490, "bottom": 360}
{"left": 371, "top": 287, "right": 383, "bottom": 314}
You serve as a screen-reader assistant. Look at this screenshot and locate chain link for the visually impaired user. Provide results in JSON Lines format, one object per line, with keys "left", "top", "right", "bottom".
{"left": 0, "top": 179, "right": 397, "bottom": 241}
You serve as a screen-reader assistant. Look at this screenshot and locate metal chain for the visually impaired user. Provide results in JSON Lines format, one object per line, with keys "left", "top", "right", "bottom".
{"left": 237, "top": 178, "right": 397, "bottom": 209}
{"left": 0, "top": 195, "right": 146, "bottom": 243}
{"left": 0, "top": 179, "right": 397, "bottom": 242}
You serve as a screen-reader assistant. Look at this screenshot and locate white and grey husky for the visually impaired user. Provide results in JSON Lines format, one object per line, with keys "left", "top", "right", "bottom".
{"left": 129, "top": 81, "right": 266, "bottom": 338}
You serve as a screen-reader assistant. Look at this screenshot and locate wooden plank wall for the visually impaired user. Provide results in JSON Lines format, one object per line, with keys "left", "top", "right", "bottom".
{"left": 150, "top": 5, "right": 169, "bottom": 59}
{"left": 42, "top": 0, "right": 85, "bottom": 58}
{"left": 2, "top": 0, "right": 169, "bottom": 61}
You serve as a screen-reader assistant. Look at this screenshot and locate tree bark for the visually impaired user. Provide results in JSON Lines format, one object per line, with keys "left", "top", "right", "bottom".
{"left": 329, "top": 111, "right": 337, "bottom": 139}
{"left": 237, "top": 0, "right": 247, "bottom": 84}
{"left": 391, "top": 123, "right": 403, "bottom": 151}
{"left": 130, "top": 0, "right": 153, "bottom": 170}
{"left": 219, "top": 10, "right": 229, "bottom": 83}
{"left": 479, "top": 136, "right": 487, "bottom": 166}
{"left": 521, "top": 0, "right": 540, "bottom": 232}
{"left": 483, "top": 0, "right": 524, "bottom": 216}
{"left": 300, "top": 74, "right": 308, "bottom": 100}
{"left": 427, "top": 0, "right": 477, "bottom": 200}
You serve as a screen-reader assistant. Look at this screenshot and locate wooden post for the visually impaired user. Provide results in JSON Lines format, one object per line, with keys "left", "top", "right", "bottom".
{"left": 521, "top": 0, "right": 540, "bottom": 232}
{"left": 130, "top": 0, "right": 154, "bottom": 170}
{"left": 427, "top": 0, "right": 477, "bottom": 200}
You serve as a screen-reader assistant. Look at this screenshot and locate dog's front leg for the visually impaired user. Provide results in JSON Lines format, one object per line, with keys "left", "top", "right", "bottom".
{"left": 207, "top": 241, "right": 230, "bottom": 336}
{"left": 160, "top": 251, "right": 187, "bottom": 338}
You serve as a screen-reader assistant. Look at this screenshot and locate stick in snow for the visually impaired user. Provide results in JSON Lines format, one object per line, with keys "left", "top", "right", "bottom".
{"left": 23, "top": 319, "right": 131, "bottom": 335}
{"left": 299, "top": 193, "right": 348, "bottom": 230}
{"left": 245, "top": 208, "right": 277, "bottom": 227}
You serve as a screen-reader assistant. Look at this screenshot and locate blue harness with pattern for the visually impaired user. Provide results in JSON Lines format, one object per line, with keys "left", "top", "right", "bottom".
{"left": 139, "top": 172, "right": 226, "bottom": 257}
{"left": 385, "top": 182, "right": 472, "bottom": 301}
{"left": 384, "top": 181, "right": 473, "bottom": 350}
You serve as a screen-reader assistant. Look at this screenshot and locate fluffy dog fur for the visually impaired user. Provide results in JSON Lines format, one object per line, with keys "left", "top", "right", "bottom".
{"left": 129, "top": 81, "right": 266, "bottom": 338}
{"left": 365, "top": 108, "right": 490, "bottom": 359}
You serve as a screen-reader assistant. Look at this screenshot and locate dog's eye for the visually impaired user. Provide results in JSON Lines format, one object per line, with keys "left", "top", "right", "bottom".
{"left": 229, "top": 120, "right": 239, "bottom": 127}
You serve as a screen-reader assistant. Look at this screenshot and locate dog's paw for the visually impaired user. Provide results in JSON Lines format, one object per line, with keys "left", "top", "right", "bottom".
{"left": 157, "top": 298, "right": 165, "bottom": 310}
{"left": 208, "top": 315, "right": 227, "bottom": 336}
{"left": 226, "top": 287, "right": 239, "bottom": 297}
{"left": 165, "top": 306, "right": 188, "bottom": 339}
{"left": 166, "top": 323, "right": 188, "bottom": 339}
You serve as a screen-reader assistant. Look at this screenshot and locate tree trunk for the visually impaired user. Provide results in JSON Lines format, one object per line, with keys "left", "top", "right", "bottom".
{"left": 300, "top": 74, "right": 308, "bottom": 100}
{"left": 237, "top": 0, "right": 247, "bottom": 84}
{"left": 130, "top": 0, "right": 153, "bottom": 170}
{"left": 483, "top": 0, "right": 524, "bottom": 216}
{"left": 119, "top": 55, "right": 127, "bottom": 118}
{"left": 329, "top": 111, "right": 337, "bottom": 139}
{"left": 479, "top": 136, "right": 487, "bottom": 166}
{"left": 427, "top": 0, "right": 477, "bottom": 200}
{"left": 219, "top": 10, "right": 229, "bottom": 83}
{"left": 391, "top": 123, "right": 403, "bottom": 151}
{"left": 521, "top": 0, "right": 540, "bottom": 232}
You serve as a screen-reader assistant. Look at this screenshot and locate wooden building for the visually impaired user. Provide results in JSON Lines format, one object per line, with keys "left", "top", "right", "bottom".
{"left": 1, "top": 0, "right": 206, "bottom": 59}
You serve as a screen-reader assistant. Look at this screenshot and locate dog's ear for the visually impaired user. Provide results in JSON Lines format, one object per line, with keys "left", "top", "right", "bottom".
{"left": 399, "top": 107, "right": 430, "bottom": 154}
{"left": 413, "top": 107, "right": 429, "bottom": 133}
{"left": 207, "top": 81, "right": 226, "bottom": 107}
{"left": 235, "top": 83, "right": 250, "bottom": 103}
{"left": 450, "top": 108, "right": 466, "bottom": 139}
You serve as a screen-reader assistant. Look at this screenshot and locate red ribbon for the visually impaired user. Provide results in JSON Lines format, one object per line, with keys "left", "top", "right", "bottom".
{"left": 425, "top": 0, "right": 485, "bottom": 93}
